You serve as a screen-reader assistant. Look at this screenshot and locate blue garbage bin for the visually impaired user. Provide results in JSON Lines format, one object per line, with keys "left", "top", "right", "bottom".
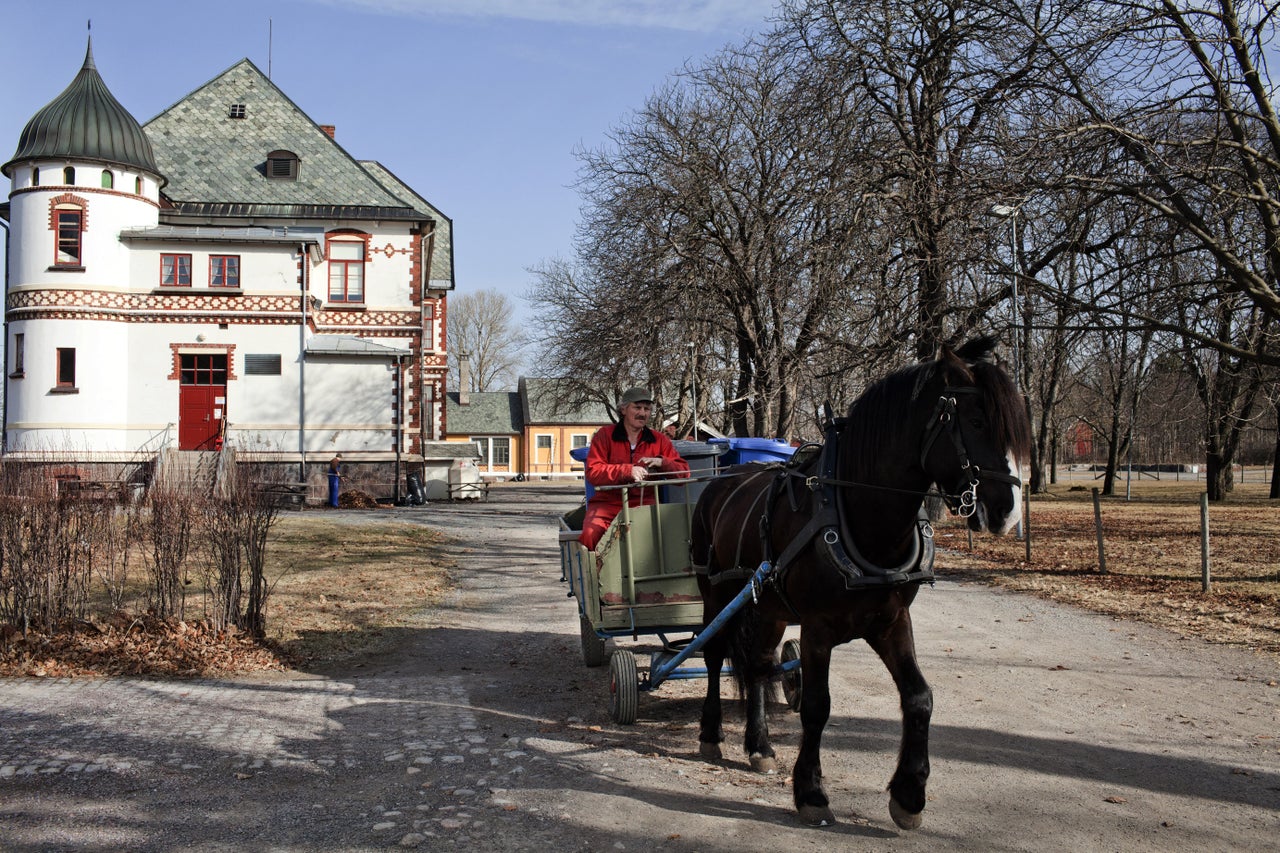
{"left": 327, "top": 472, "right": 340, "bottom": 507}
{"left": 708, "top": 437, "right": 796, "bottom": 468}
{"left": 569, "top": 446, "right": 594, "bottom": 500}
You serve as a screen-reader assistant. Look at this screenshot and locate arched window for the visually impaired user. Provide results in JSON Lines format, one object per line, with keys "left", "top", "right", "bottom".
{"left": 54, "top": 204, "right": 84, "bottom": 267}
{"left": 62, "top": 166, "right": 75, "bottom": 185}
{"left": 31, "top": 167, "right": 39, "bottom": 186}
{"left": 101, "top": 170, "right": 114, "bottom": 189}
{"left": 135, "top": 176, "right": 143, "bottom": 195}
{"left": 265, "top": 150, "right": 299, "bottom": 180}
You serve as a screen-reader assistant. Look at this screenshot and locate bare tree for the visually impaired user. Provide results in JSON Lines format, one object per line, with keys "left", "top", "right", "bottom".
{"left": 447, "top": 289, "right": 528, "bottom": 392}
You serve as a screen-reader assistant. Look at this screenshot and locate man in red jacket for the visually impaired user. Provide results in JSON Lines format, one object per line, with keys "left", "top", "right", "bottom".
{"left": 580, "top": 386, "right": 690, "bottom": 550}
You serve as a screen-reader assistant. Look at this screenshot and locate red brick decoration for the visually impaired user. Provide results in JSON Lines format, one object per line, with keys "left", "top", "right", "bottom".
{"left": 47, "top": 193, "right": 89, "bottom": 232}
{"left": 168, "top": 343, "right": 238, "bottom": 381}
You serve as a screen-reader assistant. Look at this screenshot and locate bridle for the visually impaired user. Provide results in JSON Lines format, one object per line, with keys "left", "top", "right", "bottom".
{"left": 917, "top": 386, "right": 1022, "bottom": 517}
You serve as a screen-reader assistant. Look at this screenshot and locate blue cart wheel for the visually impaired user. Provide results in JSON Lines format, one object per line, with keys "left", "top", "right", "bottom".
{"left": 580, "top": 615, "right": 607, "bottom": 667}
{"left": 608, "top": 650, "right": 638, "bottom": 724}
{"left": 781, "top": 638, "right": 802, "bottom": 712}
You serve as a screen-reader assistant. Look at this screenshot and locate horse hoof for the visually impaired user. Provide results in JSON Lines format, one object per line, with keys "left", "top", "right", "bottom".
{"left": 748, "top": 753, "right": 777, "bottom": 774}
{"left": 889, "top": 797, "right": 923, "bottom": 830}
{"left": 797, "top": 804, "right": 836, "bottom": 826}
{"left": 699, "top": 742, "right": 722, "bottom": 761}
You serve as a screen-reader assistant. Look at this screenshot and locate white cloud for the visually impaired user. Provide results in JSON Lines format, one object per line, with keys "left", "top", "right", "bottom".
{"left": 300, "top": 0, "right": 779, "bottom": 32}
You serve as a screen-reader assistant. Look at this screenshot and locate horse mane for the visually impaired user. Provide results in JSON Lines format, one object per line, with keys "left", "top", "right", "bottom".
{"left": 841, "top": 337, "right": 1029, "bottom": 483}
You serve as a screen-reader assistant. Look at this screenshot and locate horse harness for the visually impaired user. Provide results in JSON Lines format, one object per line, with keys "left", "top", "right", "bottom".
{"left": 703, "top": 386, "right": 1019, "bottom": 602}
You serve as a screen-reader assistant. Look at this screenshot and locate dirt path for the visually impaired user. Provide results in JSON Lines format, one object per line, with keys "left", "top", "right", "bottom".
{"left": 1, "top": 483, "right": 1277, "bottom": 851}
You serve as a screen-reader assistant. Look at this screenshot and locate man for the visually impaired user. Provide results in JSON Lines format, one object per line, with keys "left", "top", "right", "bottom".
{"left": 580, "top": 387, "right": 690, "bottom": 550}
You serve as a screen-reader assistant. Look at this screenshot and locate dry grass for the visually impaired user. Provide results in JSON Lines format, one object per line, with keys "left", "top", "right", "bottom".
{"left": 0, "top": 515, "right": 456, "bottom": 676}
{"left": 937, "top": 475, "right": 1280, "bottom": 660}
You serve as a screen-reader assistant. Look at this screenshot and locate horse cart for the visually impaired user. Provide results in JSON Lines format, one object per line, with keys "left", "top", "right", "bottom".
{"left": 558, "top": 440, "right": 802, "bottom": 724}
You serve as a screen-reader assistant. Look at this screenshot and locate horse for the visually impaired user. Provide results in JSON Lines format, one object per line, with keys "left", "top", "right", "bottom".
{"left": 689, "top": 336, "right": 1029, "bottom": 828}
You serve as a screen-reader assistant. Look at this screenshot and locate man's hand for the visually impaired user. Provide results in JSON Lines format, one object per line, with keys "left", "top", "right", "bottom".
{"left": 639, "top": 456, "right": 664, "bottom": 470}
{"left": 630, "top": 465, "right": 650, "bottom": 482}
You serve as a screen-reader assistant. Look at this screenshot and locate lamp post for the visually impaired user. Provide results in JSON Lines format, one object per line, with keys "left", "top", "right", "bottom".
{"left": 990, "top": 203, "right": 1021, "bottom": 390}
{"left": 689, "top": 342, "right": 697, "bottom": 441}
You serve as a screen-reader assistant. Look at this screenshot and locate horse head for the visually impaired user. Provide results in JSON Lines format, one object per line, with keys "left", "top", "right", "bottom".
{"left": 920, "top": 336, "right": 1030, "bottom": 535}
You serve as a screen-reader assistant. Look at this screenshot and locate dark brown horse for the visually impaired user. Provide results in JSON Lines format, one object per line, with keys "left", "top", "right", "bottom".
{"left": 690, "top": 337, "right": 1029, "bottom": 828}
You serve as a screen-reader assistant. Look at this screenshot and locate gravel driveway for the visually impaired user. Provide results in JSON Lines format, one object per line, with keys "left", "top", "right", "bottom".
{"left": 1, "top": 483, "right": 1277, "bottom": 851}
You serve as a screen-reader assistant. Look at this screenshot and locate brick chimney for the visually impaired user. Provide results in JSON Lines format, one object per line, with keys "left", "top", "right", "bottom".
{"left": 320, "top": 124, "right": 336, "bottom": 139}
{"left": 458, "top": 353, "right": 471, "bottom": 406}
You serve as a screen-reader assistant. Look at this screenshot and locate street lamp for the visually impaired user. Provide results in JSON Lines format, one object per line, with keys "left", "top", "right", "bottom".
{"left": 990, "top": 203, "right": 1021, "bottom": 391}
{"left": 689, "top": 342, "right": 697, "bottom": 441}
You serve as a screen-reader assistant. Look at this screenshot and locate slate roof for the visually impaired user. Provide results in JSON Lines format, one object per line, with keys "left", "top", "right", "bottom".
{"left": 445, "top": 391, "right": 523, "bottom": 436}
{"left": 143, "top": 59, "right": 425, "bottom": 220}
{"left": 519, "top": 377, "right": 612, "bottom": 426}
{"left": 361, "top": 161, "right": 455, "bottom": 289}
{"left": 4, "top": 40, "right": 159, "bottom": 178}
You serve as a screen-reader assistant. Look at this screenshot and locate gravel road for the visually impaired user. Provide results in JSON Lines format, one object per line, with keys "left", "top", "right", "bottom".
{"left": 1, "top": 483, "right": 1277, "bottom": 852}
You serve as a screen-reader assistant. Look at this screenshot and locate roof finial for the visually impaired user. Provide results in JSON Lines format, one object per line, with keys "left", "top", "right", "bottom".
{"left": 83, "top": 20, "right": 96, "bottom": 71}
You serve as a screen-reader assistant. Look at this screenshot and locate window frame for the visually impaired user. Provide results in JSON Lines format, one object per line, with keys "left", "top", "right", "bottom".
{"left": 53, "top": 207, "right": 83, "bottom": 267}
{"left": 160, "top": 253, "right": 193, "bottom": 287}
{"left": 492, "top": 437, "right": 511, "bottom": 466}
{"left": 209, "top": 255, "right": 241, "bottom": 288}
{"left": 10, "top": 333, "right": 24, "bottom": 378}
{"left": 56, "top": 347, "right": 76, "bottom": 389}
{"left": 62, "top": 166, "right": 75, "bottom": 185}
{"left": 101, "top": 169, "right": 114, "bottom": 189}
{"left": 326, "top": 235, "right": 366, "bottom": 303}
{"left": 265, "top": 149, "right": 299, "bottom": 180}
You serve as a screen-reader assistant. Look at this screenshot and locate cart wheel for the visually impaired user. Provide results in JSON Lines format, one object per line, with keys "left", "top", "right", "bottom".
{"left": 780, "top": 638, "right": 802, "bottom": 712}
{"left": 608, "top": 650, "right": 639, "bottom": 725}
{"left": 580, "top": 615, "right": 608, "bottom": 667}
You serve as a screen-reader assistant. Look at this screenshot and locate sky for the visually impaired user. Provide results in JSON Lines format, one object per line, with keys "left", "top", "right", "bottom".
{"left": 0, "top": 0, "right": 778, "bottom": 333}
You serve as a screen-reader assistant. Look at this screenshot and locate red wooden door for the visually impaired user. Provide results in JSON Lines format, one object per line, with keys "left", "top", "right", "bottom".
{"left": 177, "top": 353, "right": 228, "bottom": 450}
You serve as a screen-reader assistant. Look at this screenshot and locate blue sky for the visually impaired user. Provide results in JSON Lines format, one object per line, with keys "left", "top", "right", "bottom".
{"left": 1, "top": 0, "right": 777, "bottom": 330}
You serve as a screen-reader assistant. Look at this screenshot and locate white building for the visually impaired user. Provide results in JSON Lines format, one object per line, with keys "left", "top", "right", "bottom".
{"left": 0, "top": 41, "right": 468, "bottom": 498}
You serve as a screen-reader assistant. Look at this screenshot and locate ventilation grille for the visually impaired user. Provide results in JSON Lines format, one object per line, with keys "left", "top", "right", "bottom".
{"left": 229, "top": 104, "right": 247, "bottom": 119}
{"left": 244, "top": 354, "right": 282, "bottom": 375}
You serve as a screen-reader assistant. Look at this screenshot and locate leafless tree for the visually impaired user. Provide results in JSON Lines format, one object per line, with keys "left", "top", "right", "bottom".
{"left": 447, "top": 289, "right": 528, "bottom": 392}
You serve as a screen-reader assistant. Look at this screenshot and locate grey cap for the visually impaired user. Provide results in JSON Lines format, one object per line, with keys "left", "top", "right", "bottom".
{"left": 620, "top": 386, "right": 654, "bottom": 406}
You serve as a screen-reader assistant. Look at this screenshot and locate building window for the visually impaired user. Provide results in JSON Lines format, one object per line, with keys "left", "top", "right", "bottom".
{"left": 492, "top": 437, "right": 511, "bottom": 466}
{"left": 10, "top": 333, "right": 24, "bottom": 377}
{"left": 161, "top": 253, "right": 192, "bottom": 286}
{"left": 229, "top": 103, "right": 246, "bottom": 119}
{"left": 135, "top": 176, "right": 143, "bottom": 194}
{"left": 180, "top": 353, "right": 228, "bottom": 385}
{"left": 210, "top": 255, "right": 240, "bottom": 288}
{"left": 266, "top": 149, "right": 298, "bottom": 180}
{"left": 62, "top": 166, "right": 75, "bottom": 185}
{"left": 56, "top": 347, "right": 76, "bottom": 388}
{"left": 101, "top": 169, "right": 114, "bottom": 189}
{"left": 327, "top": 238, "right": 365, "bottom": 302}
{"left": 31, "top": 167, "right": 39, "bottom": 186}
{"left": 54, "top": 207, "right": 83, "bottom": 266}
{"left": 571, "top": 434, "right": 589, "bottom": 450}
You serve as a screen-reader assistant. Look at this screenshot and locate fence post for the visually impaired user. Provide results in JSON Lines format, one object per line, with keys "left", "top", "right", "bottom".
{"left": 1092, "top": 487, "right": 1107, "bottom": 574}
{"left": 1200, "top": 492, "right": 1211, "bottom": 592}
{"left": 1024, "top": 487, "right": 1031, "bottom": 563}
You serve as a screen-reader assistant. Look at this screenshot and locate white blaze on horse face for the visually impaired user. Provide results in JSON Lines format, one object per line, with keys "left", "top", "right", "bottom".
{"left": 996, "top": 450, "right": 1023, "bottom": 536}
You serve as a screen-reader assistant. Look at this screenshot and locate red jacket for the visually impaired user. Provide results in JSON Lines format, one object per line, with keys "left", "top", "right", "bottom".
{"left": 585, "top": 422, "right": 690, "bottom": 512}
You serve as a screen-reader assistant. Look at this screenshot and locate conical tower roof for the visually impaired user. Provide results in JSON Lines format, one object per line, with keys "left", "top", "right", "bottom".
{"left": 2, "top": 39, "right": 159, "bottom": 178}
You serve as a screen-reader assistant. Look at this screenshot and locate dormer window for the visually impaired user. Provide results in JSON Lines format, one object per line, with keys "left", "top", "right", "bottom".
{"left": 229, "top": 104, "right": 246, "bottom": 119}
{"left": 266, "top": 150, "right": 299, "bottom": 180}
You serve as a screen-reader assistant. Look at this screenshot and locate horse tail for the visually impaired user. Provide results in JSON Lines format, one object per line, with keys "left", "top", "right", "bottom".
{"left": 727, "top": 605, "right": 779, "bottom": 704}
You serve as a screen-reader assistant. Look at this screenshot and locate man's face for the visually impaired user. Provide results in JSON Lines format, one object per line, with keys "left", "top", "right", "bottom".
{"left": 622, "top": 401, "right": 652, "bottom": 431}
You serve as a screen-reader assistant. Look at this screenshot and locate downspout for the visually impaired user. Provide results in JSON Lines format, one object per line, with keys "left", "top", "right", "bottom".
{"left": 298, "top": 243, "right": 308, "bottom": 482}
{"left": 419, "top": 220, "right": 436, "bottom": 448}
{"left": 0, "top": 218, "right": 9, "bottom": 455}
{"left": 394, "top": 353, "right": 404, "bottom": 504}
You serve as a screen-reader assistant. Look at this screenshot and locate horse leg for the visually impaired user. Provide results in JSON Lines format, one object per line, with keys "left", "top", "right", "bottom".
{"left": 792, "top": 635, "right": 835, "bottom": 826}
{"left": 741, "top": 619, "right": 786, "bottom": 773}
{"left": 867, "top": 614, "right": 932, "bottom": 831}
{"left": 699, "top": 631, "right": 727, "bottom": 760}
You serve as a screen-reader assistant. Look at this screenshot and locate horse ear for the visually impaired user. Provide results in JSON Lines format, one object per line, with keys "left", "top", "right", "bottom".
{"left": 955, "top": 335, "right": 999, "bottom": 366}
